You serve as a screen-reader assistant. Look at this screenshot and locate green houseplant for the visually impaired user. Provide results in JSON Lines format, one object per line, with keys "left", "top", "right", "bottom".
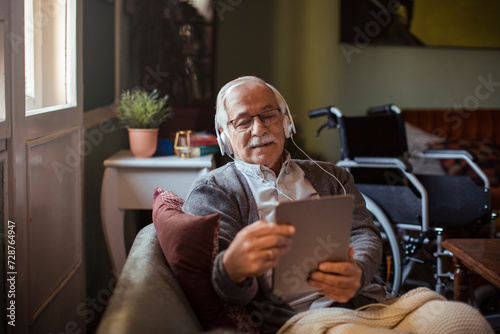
{"left": 117, "top": 87, "right": 173, "bottom": 158}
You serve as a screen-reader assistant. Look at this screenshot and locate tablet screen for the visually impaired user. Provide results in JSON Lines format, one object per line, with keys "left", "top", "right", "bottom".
{"left": 273, "top": 195, "right": 353, "bottom": 296}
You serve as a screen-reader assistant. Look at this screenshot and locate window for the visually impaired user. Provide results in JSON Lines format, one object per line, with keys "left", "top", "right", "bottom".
{"left": 24, "top": 0, "right": 76, "bottom": 115}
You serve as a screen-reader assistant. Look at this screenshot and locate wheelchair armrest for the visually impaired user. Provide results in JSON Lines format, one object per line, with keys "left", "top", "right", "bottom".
{"left": 419, "top": 149, "right": 478, "bottom": 162}
{"left": 352, "top": 157, "right": 413, "bottom": 173}
{"left": 415, "top": 150, "right": 489, "bottom": 189}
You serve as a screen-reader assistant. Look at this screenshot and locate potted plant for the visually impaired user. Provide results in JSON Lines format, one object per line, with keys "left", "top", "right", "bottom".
{"left": 116, "top": 87, "right": 173, "bottom": 158}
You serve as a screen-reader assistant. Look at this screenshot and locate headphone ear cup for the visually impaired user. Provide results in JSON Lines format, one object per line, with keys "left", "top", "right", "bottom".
{"left": 283, "top": 112, "right": 296, "bottom": 138}
{"left": 283, "top": 120, "right": 291, "bottom": 138}
{"left": 216, "top": 129, "right": 227, "bottom": 156}
{"left": 218, "top": 131, "right": 233, "bottom": 156}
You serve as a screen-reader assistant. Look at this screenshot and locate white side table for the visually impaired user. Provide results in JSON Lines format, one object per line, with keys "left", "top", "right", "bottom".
{"left": 100, "top": 150, "right": 214, "bottom": 274}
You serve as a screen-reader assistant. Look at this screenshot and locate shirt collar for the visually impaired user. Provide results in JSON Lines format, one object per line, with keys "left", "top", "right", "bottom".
{"left": 234, "top": 150, "right": 292, "bottom": 179}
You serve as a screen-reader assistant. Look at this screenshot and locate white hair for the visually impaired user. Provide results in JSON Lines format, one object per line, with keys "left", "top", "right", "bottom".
{"left": 214, "top": 76, "right": 291, "bottom": 137}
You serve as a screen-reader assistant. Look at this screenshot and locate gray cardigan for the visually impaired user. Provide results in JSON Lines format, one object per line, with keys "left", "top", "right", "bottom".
{"left": 183, "top": 160, "right": 382, "bottom": 333}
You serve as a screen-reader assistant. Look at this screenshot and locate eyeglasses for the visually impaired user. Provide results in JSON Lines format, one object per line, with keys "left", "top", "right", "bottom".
{"left": 227, "top": 108, "right": 281, "bottom": 132}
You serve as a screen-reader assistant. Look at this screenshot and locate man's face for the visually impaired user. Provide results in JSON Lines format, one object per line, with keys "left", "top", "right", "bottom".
{"left": 224, "top": 83, "right": 286, "bottom": 172}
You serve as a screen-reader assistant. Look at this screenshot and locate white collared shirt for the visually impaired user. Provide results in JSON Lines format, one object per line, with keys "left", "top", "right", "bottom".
{"left": 234, "top": 151, "right": 319, "bottom": 223}
{"left": 234, "top": 151, "right": 335, "bottom": 312}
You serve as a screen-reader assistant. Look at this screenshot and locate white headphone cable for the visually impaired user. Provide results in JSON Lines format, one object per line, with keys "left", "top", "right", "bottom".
{"left": 226, "top": 152, "right": 294, "bottom": 201}
{"left": 256, "top": 177, "right": 294, "bottom": 202}
{"left": 290, "top": 135, "right": 347, "bottom": 196}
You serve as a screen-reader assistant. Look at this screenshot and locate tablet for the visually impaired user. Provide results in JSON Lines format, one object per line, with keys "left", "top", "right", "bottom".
{"left": 272, "top": 195, "right": 353, "bottom": 296}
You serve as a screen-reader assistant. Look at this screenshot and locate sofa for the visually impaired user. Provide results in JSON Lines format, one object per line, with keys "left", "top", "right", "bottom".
{"left": 95, "top": 223, "right": 205, "bottom": 334}
{"left": 402, "top": 108, "right": 500, "bottom": 211}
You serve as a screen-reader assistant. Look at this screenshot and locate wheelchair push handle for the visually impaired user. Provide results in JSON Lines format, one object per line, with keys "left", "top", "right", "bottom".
{"left": 308, "top": 106, "right": 342, "bottom": 136}
{"left": 368, "top": 104, "right": 401, "bottom": 115}
{"left": 309, "top": 107, "right": 330, "bottom": 118}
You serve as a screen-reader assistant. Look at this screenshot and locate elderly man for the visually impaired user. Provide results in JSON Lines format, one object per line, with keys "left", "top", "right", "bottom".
{"left": 183, "top": 76, "right": 385, "bottom": 333}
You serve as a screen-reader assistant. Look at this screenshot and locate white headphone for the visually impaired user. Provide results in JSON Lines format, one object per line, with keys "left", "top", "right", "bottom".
{"left": 216, "top": 109, "right": 296, "bottom": 156}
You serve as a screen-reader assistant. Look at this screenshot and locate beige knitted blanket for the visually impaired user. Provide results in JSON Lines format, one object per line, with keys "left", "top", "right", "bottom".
{"left": 277, "top": 287, "right": 493, "bottom": 334}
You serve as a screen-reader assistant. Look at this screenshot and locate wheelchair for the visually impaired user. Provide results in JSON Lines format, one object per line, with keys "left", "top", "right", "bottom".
{"left": 308, "top": 104, "right": 497, "bottom": 297}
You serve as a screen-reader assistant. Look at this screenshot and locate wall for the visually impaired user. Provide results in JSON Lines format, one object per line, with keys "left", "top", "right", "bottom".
{"left": 216, "top": 0, "right": 500, "bottom": 162}
{"left": 215, "top": 0, "right": 343, "bottom": 162}
{"left": 83, "top": 0, "right": 115, "bottom": 110}
{"left": 83, "top": 120, "right": 127, "bottom": 333}
{"left": 272, "top": 0, "right": 344, "bottom": 162}
{"left": 82, "top": 1, "right": 130, "bottom": 332}
{"left": 215, "top": 1, "right": 277, "bottom": 86}
{"left": 338, "top": 46, "right": 500, "bottom": 111}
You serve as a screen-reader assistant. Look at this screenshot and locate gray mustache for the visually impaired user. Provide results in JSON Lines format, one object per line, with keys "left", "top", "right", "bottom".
{"left": 246, "top": 133, "right": 277, "bottom": 148}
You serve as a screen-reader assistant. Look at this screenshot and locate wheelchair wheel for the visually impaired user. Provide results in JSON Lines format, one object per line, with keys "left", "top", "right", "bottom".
{"left": 474, "top": 284, "right": 500, "bottom": 315}
{"left": 362, "top": 193, "right": 403, "bottom": 295}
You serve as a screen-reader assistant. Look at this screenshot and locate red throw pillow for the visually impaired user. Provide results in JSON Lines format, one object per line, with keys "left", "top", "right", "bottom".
{"left": 152, "top": 188, "right": 257, "bottom": 333}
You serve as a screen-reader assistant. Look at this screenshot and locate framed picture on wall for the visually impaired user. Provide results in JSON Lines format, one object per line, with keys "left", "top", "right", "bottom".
{"left": 340, "top": 0, "right": 500, "bottom": 49}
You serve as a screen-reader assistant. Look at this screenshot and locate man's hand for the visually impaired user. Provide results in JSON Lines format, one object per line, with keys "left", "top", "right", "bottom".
{"left": 222, "top": 221, "right": 295, "bottom": 283}
{"left": 307, "top": 246, "right": 362, "bottom": 303}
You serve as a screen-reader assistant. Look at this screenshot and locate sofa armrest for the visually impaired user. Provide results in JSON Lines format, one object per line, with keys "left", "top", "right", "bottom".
{"left": 96, "top": 224, "right": 203, "bottom": 334}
